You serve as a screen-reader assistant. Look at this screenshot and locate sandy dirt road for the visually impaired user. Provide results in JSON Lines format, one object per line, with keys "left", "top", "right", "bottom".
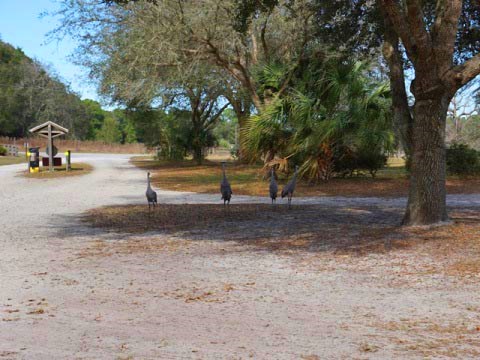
{"left": 1, "top": 154, "right": 480, "bottom": 359}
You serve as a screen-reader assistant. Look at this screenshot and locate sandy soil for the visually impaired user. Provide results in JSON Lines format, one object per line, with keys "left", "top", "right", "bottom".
{"left": 1, "top": 154, "right": 480, "bottom": 359}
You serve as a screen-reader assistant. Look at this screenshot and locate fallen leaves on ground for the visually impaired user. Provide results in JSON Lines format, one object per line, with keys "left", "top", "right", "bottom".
{"left": 82, "top": 204, "right": 480, "bottom": 281}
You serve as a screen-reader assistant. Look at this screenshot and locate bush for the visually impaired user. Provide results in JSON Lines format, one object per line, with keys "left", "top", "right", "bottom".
{"left": 333, "top": 146, "right": 388, "bottom": 178}
{"left": 356, "top": 152, "right": 388, "bottom": 178}
{"left": 446, "top": 143, "right": 480, "bottom": 175}
{"left": 0, "top": 145, "right": 7, "bottom": 156}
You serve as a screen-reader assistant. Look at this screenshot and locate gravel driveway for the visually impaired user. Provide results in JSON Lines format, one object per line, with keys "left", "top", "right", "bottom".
{"left": 1, "top": 154, "right": 479, "bottom": 359}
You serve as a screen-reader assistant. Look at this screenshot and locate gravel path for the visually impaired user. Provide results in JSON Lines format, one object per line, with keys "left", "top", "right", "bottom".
{"left": 1, "top": 154, "right": 479, "bottom": 359}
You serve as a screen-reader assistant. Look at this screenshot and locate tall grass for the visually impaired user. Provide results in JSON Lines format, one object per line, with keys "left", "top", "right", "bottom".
{"left": 0, "top": 137, "right": 148, "bottom": 154}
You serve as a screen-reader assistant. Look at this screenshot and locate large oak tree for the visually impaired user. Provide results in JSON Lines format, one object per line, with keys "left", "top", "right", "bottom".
{"left": 380, "top": 0, "right": 480, "bottom": 225}
{"left": 312, "top": 0, "right": 480, "bottom": 225}
{"left": 53, "top": 0, "right": 316, "bottom": 158}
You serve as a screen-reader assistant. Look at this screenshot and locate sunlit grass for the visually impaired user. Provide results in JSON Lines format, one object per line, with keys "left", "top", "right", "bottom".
{"left": 132, "top": 156, "right": 480, "bottom": 198}
{"left": 0, "top": 156, "right": 26, "bottom": 166}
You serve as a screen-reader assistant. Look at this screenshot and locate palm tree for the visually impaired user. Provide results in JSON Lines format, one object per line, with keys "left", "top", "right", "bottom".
{"left": 242, "top": 59, "right": 394, "bottom": 181}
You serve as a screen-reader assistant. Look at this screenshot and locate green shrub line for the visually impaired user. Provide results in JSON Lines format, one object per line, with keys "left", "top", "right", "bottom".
{"left": 446, "top": 143, "right": 480, "bottom": 176}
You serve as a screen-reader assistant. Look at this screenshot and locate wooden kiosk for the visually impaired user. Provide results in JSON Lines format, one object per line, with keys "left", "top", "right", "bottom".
{"left": 29, "top": 121, "right": 69, "bottom": 172}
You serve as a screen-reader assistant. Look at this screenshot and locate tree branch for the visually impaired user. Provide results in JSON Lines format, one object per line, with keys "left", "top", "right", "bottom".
{"left": 381, "top": 5, "right": 414, "bottom": 156}
{"left": 379, "top": 0, "right": 417, "bottom": 63}
{"left": 432, "top": 0, "right": 463, "bottom": 74}
{"left": 405, "top": 0, "right": 432, "bottom": 52}
{"left": 260, "top": 14, "right": 270, "bottom": 63}
{"left": 205, "top": 103, "right": 229, "bottom": 130}
{"left": 447, "top": 53, "right": 480, "bottom": 90}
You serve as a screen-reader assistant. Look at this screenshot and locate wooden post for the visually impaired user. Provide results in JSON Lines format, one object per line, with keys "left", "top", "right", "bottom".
{"left": 66, "top": 150, "right": 71, "bottom": 171}
{"left": 48, "top": 123, "right": 53, "bottom": 172}
{"left": 26, "top": 143, "right": 30, "bottom": 172}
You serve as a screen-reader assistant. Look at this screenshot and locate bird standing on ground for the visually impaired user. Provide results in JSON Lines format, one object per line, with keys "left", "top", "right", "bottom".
{"left": 146, "top": 172, "right": 157, "bottom": 210}
{"left": 269, "top": 167, "right": 278, "bottom": 204}
{"left": 220, "top": 162, "right": 232, "bottom": 208}
{"left": 281, "top": 165, "right": 299, "bottom": 209}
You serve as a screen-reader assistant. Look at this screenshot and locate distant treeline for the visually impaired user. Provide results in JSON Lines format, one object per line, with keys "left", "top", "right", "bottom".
{"left": 0, "top": 39, "right": 137, "bottom": 144}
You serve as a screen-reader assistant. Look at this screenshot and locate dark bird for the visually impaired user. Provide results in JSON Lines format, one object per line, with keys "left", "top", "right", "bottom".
{"left": 220, "top": 162, "right": 232, "bottom": 208}
{"left": 146, "top": 172, "right": 157, "bottom": 210}
{"left": 269, "top": 167, "right": 278, "bottom": 204}
{"left": 281, "top": 165, "right": 299, "bottom": 209}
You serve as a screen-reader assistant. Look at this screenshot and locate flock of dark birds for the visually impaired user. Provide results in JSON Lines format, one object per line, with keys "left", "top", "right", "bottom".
{"left": 146, "top": 162, "right": 299, "bottom": 210}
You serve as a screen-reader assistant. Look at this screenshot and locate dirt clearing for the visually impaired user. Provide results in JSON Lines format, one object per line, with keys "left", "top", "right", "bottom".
{"left": 2, "top": 154, "right": 480, "bottom": 359}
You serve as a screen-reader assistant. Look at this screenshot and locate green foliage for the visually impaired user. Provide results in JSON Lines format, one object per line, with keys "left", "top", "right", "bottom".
{"left": 0, "top": 39, "right": 138, "bottom": 144}
{"left": 311, "top": 1, "right": 480, "bottom": 62}
{"left": 0, "top": 40, "right": 91, "bottom": 139}
{"left": 212, "top": 108, "right": 238, "bottom": 148}
{"left": 122, "top": 120, "right": 138, "bottom": 144}
{"left": 446, "top": 143, "right": 480, "bottom": 176}
{"left": 130, "top": 108, "right": 217, "bottom": 161}
{"left": 243, "top": 59, "right": 394, "bottom": 181}
{"left": 334, "top": 147, "right": 388, "bottom": 178}
{"left": 96, "top": 115, "right": 122, "bottom": 143}
{"left": 81, "top": 101, "right": 139, "bottom": 144}
{"left": 0, "top": 146, "right": 7, "bottom": 156}
{"left": 82, "top": 99, "right": 106, "bottom": 140}
{"left": 233, "top": 0, "right": 279, "bottom": 33}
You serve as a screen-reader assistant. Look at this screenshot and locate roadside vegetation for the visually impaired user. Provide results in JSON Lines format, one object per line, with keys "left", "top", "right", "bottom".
{"left": 0, "top": 40, "right": 140, "bottom": 146}
{"left": 0, "top": 156, "right": 25, "bottom": 166}
{"left": 1, "top": 137, "right": 146, "bottom": 154}
{"left": 132, "top": 156, "right": 480, "bottom": 198}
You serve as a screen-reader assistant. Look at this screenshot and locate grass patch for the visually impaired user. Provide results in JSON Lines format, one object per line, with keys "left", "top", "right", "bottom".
{"left": 23, "top": 162, "right": 94, "bottom": 179}
{"left": 131, "top": 157, "right": 480, "bottom": 197}
{"left": 0, "top": 156, "right": 26, "bottom": 166}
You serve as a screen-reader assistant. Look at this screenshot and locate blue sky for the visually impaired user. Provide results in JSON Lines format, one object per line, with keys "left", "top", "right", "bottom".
{"left": 0, "top": 0, "right": 98, "bottom": 101}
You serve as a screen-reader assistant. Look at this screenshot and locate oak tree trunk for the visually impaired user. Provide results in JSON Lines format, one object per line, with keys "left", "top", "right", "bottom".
{"left": 402, "top": 94, "right": 451, "bottom": 225}
{"left": 193, "top": 145, "right": 203, "bottom": 165}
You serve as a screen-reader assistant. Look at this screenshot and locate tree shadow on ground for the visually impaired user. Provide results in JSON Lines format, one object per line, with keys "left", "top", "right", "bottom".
{"left": 52, "top": 203, "right": 480, "bottom": 257}
{"left": 67, "top": 204, "right": 402, "bottom": 254}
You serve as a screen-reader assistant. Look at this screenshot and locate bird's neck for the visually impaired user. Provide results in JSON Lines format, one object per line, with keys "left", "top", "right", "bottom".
{"left": 147, "top": 176, "right": 151, "bottom": 188}
{"left": 292, "top": 170, "right": 298, "bottom": 182}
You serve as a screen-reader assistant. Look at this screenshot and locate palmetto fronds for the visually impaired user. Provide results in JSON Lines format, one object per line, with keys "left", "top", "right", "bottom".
{"left": 242, "top": 59, "right": 394, "bottom": 181}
